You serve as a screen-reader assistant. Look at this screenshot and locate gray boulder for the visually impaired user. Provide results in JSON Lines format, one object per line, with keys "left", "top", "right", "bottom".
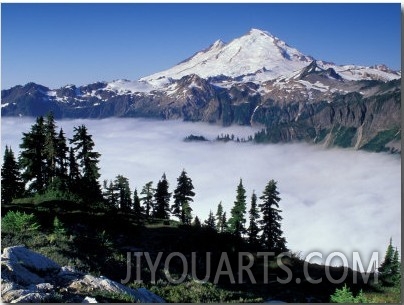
{"left": 1, "top": 245, "right": 165, "bottom": 303}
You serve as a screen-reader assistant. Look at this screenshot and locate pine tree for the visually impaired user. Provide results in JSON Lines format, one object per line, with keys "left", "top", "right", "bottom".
{"left": 43, "top": 112, "right": 58, "bottom": 186}
{"left": 68, "top": 147, "right": 80, "bottom": 193}
{"left": 1, "top": 146, "right": 24, "bottom": 204}
{"left": 193, "top": 216, "right": 202, "bottom": 228}
{"left": 204, "top": 210, "right": 216, "bottom": 231}
{"left": 140, "top": 181, "right": 154, "bottom": 218}
{"left": 114, "top": 175, "right": 132, "bottom": 211}
{"left": 133, "top": 188, "right": 143, "bottom": 216}
{"left": 259, "top": 180, "right": 287, "bottom": 253}
{"left": 228, "top": 179, "right": 247, "bottom": 238}
{"left": 172, "top": 169, "right": 195, "bottom": 224}
{"left": 70, "top": 125, "right": 102, "bottom": 201}
{"left": 379, "top": 238, "right": 401, "bottom": 286}
{"left": 248, "top": 191, "right": 260, "bottom": 247}
{"left": 216, "top": 201, "right": 224, "bottom": 232}
{"left": 153, "top": 173, "right": 171, "bottom": 219}
{"left": 221, "top": 212, "right": 229, "bottom": 233}
{"left": 19, "top": 116, "right": 46, "bottom": 193}
{"left": 55, "top": 128, "right": 69, "bottom": 181}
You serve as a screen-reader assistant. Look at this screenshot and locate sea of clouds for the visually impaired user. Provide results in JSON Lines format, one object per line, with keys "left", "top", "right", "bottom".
{"left": 1, "top": 117, "right": 401, "bottom": 268}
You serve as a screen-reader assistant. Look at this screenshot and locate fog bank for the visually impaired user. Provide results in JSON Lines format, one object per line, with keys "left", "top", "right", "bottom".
{"left": 2, "top": 117, "right": 401, "bottom": 267}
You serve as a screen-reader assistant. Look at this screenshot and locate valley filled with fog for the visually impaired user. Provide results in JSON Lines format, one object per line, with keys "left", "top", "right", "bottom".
{"left": 2, "top": 117, "right": 401, "bottom": 267}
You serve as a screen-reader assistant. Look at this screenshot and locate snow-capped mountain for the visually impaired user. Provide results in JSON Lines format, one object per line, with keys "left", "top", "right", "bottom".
{"left": 1, "top": 28, "right": 401, "bottom": 152}
{"left": 141, "top": 28, "right": 400, "bottom": 86}
{"left": 142, "top": 28, "right": 314, "bottom": 84}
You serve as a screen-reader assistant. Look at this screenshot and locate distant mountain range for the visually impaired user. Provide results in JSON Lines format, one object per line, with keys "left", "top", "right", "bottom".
{"left": 2, "top": 29, "right": 401, "bottom": 152}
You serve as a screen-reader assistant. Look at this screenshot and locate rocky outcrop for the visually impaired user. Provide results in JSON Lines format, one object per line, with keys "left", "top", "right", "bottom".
{"left": 1, "top": 245, "right": 165, "bottom": 303}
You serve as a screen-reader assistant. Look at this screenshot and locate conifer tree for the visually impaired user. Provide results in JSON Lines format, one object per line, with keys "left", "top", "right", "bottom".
{"left": 153, "top": 173, "right": 171, "bottom": 219}
{"left": 44, "top": 112, "right": 58, "bottom": 185}
{"left": 193, "top": 216, "right": 202, "bottom": 228}
{"left": 220, "top": 212, "right": 229, "bottom": 233}
{"left": 133, "top": 188, "right": 143, "bottom": 216}
{"left": 1, "top": 146, "right": 24, "bottom": 204}
{"left": 140, "top": 181, "right": 154, "bottom": 218}
{"left": 68, "top": 147, "right": 80, "bottom": 192}
{"left": 55, "top": 128, "right": 69, "bottom": 181}
{"left": 70, "top": 125, "right": 102, "bottom": 201}
{"left": 259, "top": 180, "right": 287, "bottom": 253}
{"left": 228, "top": 179, "right": 247, "bottom": 237}
{"left": 248, "top": 191, "right": 260, "bottom": 247}
{"left": 19, "top": 116, "right": 46, "bottom": 193}
{"left": 379, "top": 238, "right": 401, "bottom": 286}
{"left": 172, "top": 169, "right": 195, "bottom": 224}
{"left": 204, "top": 210, "right": 216, "bottom": 231}
{"left": 114, "top": 175, "right": 132, "bottom": 211}
{"left": 216, "top": 201, "right": 224, "bottom": 231}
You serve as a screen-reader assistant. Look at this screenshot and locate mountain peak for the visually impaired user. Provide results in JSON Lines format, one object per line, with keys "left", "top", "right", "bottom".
{"left": 142, "top": 28, "right": 313, "bottom": 82}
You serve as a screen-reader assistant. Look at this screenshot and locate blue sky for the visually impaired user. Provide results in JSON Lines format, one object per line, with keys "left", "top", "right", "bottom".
{"left": 1, "top": 3, "right": 401, "bottom": 89}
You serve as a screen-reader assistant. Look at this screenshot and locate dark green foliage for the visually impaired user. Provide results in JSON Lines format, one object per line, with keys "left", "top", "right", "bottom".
{"left": 70, "top": 125, "right": 102, "bottom": 202}
{"left": 114, "top": 175, "right": 132, "bottom": 211}
{"left": 379, "top": 238, "right": 401, "bottom": 287}
{"left": 172, "top": 169, "right": 195, "bottom": 224}
{"left": 2, "top": 211, "right": 40, "bottom": 233}
{"left": 330, "top": 284, "right": 368, "bottom": 303}
{"left": 19, "top": 116, "right": 47, "bottom": 193}
{"left": 1, "top": 146, "right": 24, "bottom": 204}
{"left": 204, "top": 210, "right": 216, "bottom": 231}
{"left": 184, "top": 134, "right": 208, "bottom": 142}
{"left": 153, "top": 173, "right": 171, "bottom": 219}
{"left": 259, "top": 180, "right": 287, "bottom": 253}
{"left": 133, "top": 188, "right": 143, "bottom": 216}
{"left": 228, "top": 179, "right": 247, "bottom": 237}
{"left": 361, "top": 128, "right": 400, "bottom": 152}
{"left": 192, "top": 215, "right": 201, "bottom": 228}
{"left": 220, "top": 211, "right": 229, "bottom": 233}
{"left": 140, "top": 181, "right": 154, "bottom": 218}
{"left": 332, "top": 126, "right": 357, "bottom": 148}
{"left": 247, "top": 191, "right": 260, "bottom": 247}
{"left": 44, "top": 112, "right": 58, "bottom": 185}
{"left": 215, "top": 201, "right": 224, "bottom": 232}
{"left": 55, "top": 128, "right": 69, "bottom": 181}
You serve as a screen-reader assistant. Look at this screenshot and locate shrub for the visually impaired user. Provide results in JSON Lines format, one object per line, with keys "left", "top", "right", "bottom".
{"left": 330, "top": 284, "right": 368, "bottom": 303}
{"left": 1, "top": 211, "right": 40, "bottom": 233}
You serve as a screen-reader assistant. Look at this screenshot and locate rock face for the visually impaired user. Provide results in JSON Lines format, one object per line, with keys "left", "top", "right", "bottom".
{"left": 1, "top": 245, "right": 165, "bottom": 303}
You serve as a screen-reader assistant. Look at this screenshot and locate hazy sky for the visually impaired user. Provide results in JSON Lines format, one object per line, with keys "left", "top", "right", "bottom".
{"left": 1, "top": 117, "right": 401, "bottom": 268}
{"left": 1, "top": 3, "right": 401, "bottom": 89}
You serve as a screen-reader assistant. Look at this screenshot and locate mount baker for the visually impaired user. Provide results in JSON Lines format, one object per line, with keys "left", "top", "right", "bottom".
{"left": 1, "top": 29, "right": 401, "bottom": 152}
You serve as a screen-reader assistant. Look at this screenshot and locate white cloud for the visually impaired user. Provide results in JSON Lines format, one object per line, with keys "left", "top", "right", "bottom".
{"left": 1, "top": 117, "right": 401, "bottom": 269}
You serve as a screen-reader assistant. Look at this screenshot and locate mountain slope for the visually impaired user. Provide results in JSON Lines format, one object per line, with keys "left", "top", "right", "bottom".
{"left": 1, "top": 28, "right": 401, "bottom": 152}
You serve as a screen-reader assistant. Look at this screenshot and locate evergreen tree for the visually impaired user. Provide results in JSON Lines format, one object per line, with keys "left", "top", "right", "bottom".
{"left": 133, "top": 188, "right": 143, "bottom": 216}
{"left": 19, "top": 116, "right": 46, "bottom": 193}
{"left": 70, "top": 125, "right": 102, "bottom": 201}
{"left": 220, "top": 212, "right": 229, "bottom": 233}
{"left": 140, "top": 181, "right": 154, "bottom": 218}
{"left": 68, "top": 147, "right": 80, "bottom": 192}
{"left": 192, "top": 216, "right": 202, "bottom": 228}
{"left": 259, "top": 180, "right": 287, "bottom": 253}
{"left": 114, "top": 175, "right": 132, "bottom": 211}
{"left": 55, "top": 128, "right": 69, "bottom": 181}
{"left": 172, "top": 169, "right": 195, "bottom": 224}
{"left": 204, "top": 210, "right": 216, "bottom": 231}
{"left": 379, "top": 238, "right": 401, "bottom": 286}
{"left": 43, "top": 112, "right": 58, "bottom": 186}
{"left": 216, "top": 201, "right": 224, "bottom": 232}
{"left": 1, "top": 146, "right": 24, "bottom": 204}
{"left": 228, "top": 179, "right": 247, "bottom": 238}
{"left": 153, "top": 173, "right": 171, "bottom": 219}
{"left": 248, "top": 191, "right": 260, "bottom": 247}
